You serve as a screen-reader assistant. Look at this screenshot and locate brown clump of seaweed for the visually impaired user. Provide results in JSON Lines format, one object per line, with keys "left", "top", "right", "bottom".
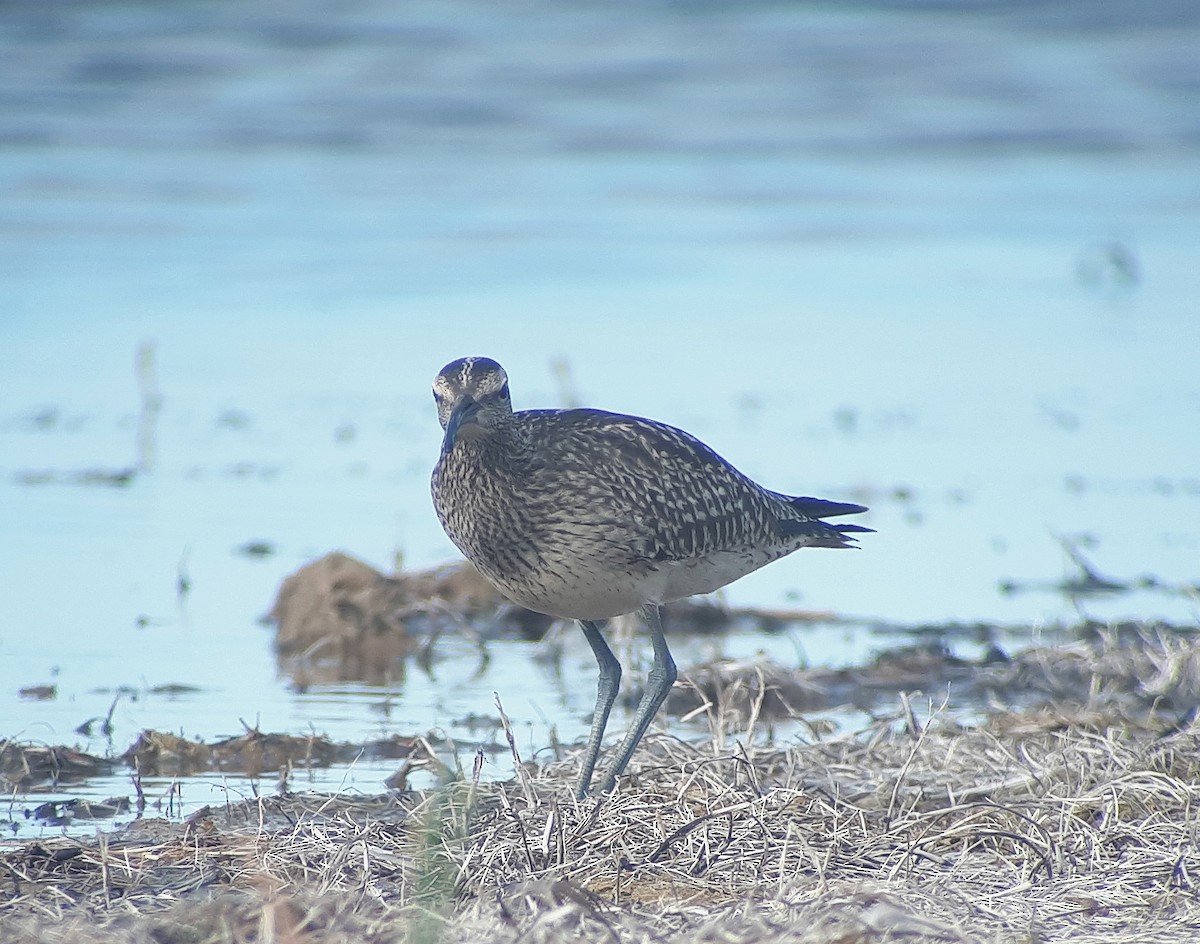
{"left": 269, "top": 553, "right": 557, "bottom": 684}
{"left": 3, "top": 628, "right": 1200, "bottom": 943}
{"left": 4, "top": 730, "right": 439, "bottom": 801}
{"left": 120, "top": 728, "right": 352, "bottom": 779}
{"left": 270, "top": 551, "right": 414, "bottom": 678}
{"left": 0, "top": 742, "right": 115, "bottom": 789}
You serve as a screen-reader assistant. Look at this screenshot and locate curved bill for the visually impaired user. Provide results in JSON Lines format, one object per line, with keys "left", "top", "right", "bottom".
{"left": 442, "top": 397, "right": 479, "bottom": 454}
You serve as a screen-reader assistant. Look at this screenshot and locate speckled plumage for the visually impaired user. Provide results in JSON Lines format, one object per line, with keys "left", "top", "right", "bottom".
{"left": 430, "top": 355, "right": 870, "bottom": 796}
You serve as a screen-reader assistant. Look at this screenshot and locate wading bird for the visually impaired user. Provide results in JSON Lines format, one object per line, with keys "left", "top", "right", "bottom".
{"left": 431, "top": 356, "right": 870, "bottom": 797}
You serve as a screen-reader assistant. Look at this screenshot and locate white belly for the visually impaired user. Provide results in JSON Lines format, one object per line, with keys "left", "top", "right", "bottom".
{"left": 489, "top": 547, "right": 782, "bottom": 622}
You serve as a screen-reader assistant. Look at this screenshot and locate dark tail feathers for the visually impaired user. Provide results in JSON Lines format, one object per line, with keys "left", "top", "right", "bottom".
{"left": 777, "top": 495, "right": 873, "bottom": 547}
{"left": 788, "top": 496, "right": 869, "bottom": 519}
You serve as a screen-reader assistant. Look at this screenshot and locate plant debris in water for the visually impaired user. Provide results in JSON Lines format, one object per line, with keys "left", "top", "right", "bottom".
{"left": 3, "top": 627, "right": 1200, "bottom": 942}
{"left": 999, "top": 535, "right": 1199, "bottom": 603}
{"left": 2, "top": 730, "right": 443, "bottom": 797}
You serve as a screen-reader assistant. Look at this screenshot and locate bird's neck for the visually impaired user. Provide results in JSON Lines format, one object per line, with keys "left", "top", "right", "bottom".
{"left": 447, "top": 424, "right": 529, "bottom": 472}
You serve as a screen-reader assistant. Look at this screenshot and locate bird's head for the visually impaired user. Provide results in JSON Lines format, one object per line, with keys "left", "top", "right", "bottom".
{"left": 433, "top": 356, "right": 513, "bottom": 454}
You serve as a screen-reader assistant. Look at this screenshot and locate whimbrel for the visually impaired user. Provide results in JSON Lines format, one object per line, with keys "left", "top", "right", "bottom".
{"left": 431, "top": 356, "right": 870, "bottom": 797}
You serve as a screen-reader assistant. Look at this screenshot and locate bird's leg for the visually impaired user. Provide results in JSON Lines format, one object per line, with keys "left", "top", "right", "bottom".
{"left": 576, "top": 619, "right": 622, "bottom": 800}
{"left": 596, "top": 605, "right": 677, "bottom": 795}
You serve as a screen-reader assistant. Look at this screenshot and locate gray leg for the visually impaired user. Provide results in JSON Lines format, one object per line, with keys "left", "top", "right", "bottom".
{"left": 576, "top": 619, "right": 621, "bottom": 799}
{"left": 596, "top": 605, "right": 676, "bottom": 795}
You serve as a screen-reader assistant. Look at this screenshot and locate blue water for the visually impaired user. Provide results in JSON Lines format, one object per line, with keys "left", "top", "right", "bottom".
{"left": 2, "top": 0, "right": 1198, "bottom": 837}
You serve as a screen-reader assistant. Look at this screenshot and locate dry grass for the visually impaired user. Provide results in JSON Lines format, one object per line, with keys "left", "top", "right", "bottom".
{"left": 3, "top": 628, "right": 1199, "bottom": 943}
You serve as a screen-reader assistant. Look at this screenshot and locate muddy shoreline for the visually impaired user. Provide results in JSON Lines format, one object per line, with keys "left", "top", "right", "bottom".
{"left": 4, "top": 621, "right": 1200, "bottom": 942}
{"left": 5, "top": 549, "right": 1199, "bottom": 941}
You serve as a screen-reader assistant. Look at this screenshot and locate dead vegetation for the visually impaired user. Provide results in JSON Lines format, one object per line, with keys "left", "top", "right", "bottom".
{"left": 2, "top": 730, "right": 441, "bottom": 815}
{"left": 3, "top": 627, "right": 1200, "bottom": 943}
{"left": 270, "top": 553, "right": 551, "bottom": 686}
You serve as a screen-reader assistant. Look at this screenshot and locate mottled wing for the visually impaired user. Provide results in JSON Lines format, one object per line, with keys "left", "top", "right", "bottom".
{"left": 520, "top": 409, "right": 787, "bottom": 563}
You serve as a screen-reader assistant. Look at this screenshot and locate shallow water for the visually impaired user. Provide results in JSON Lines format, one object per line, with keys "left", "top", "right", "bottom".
{"left": 2, "top": 0, "right": 1198, "bottom": 839}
